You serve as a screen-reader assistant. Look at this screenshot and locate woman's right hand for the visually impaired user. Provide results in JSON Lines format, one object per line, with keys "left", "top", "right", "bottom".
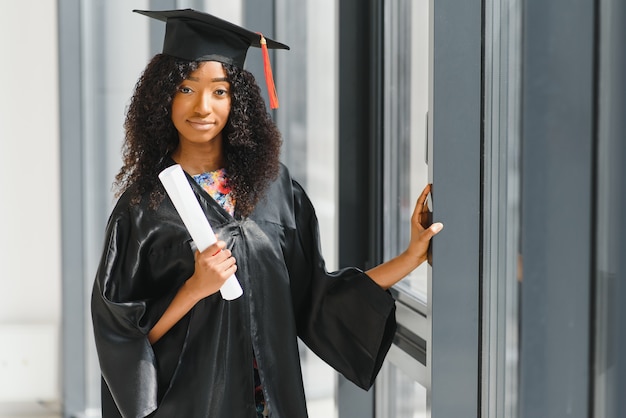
{"left": 185, "top": 240, "right": 238, "bottom": 301}
{"left": 149, "top": 239, "right": 237, "bottom": 344}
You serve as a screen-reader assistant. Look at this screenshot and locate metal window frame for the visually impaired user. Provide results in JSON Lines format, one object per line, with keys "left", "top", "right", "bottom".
{"left": 426, "top": 1, "right": 483, "bottom": 417}
{"left": 518, "top": 1, "right": 596, "bottom": 417}
{"left": 337, "top": 0, "right": 383, "bottom": 415}
{"left": 58, "top": 0, "right": 89, "bottom": 416}
{"left": 593, "top": 1, "right": 626, "bottom": 417}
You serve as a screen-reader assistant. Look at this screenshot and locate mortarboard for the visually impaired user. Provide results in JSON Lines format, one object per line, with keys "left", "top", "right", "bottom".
{"left": 134, "top": 9, "right": 289, "bottom": 109}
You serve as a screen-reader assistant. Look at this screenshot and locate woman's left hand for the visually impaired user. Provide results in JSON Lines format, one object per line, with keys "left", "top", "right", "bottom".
{"left": 366, "top": 183, "right": 443, "bottom": 288}
{"left": 406, "top": 184, "right": 443, "bottom": 265}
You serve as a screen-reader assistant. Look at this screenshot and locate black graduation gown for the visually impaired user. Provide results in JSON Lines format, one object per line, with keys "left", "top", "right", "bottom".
{"left": 91, "top": 163, "right": 397, "bottom": 418}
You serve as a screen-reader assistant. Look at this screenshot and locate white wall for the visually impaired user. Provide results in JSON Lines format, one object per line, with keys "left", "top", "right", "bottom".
{"left": 0, "top": 0, "right": 61, "bottom": 406}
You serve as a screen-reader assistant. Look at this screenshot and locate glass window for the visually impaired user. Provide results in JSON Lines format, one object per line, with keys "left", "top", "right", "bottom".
{"left": 376, "top": 358, "right": 428, "bottom": 418}
{"left": 383, "top": 0, "right": 430, "bottom": 307}
{"left": 378, "top": 0, "right": 430, "bottom": 415}
{"left": 378, "top": 0, "right": 431, "bottom": 416}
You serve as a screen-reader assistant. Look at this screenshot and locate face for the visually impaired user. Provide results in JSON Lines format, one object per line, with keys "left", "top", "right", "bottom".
{"left": 171, "top": 61, "right": 231, "bottom": 148}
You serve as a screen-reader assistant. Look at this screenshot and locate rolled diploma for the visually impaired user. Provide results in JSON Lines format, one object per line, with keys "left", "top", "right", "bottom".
{"left": 158, "top": 164, "right": 243, "bottom": 300}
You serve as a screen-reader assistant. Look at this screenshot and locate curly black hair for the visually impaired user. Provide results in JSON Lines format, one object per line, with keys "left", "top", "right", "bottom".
{"left": 114, "top": 54, "right": 282, "bottom": 217}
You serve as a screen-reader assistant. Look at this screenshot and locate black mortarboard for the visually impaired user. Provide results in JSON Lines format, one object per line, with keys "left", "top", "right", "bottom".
{"left": 134, "top": 8, "right": 289, "bottom": 108}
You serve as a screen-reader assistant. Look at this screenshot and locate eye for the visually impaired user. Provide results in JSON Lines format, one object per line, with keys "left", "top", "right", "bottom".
{"left": 178, "top": 86, "right": 193, "bottom": 94}
{"left": 215, "top": 88, "right": 229, "bottom": 97}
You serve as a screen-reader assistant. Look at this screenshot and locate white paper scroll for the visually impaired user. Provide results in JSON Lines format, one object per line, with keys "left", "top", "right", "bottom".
{"left": 158, "top": 164, "right": 243, "bottom": 300}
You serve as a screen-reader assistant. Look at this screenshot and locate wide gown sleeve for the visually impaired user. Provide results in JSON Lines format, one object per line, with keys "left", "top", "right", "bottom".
{"left": 287, "top": 181, "right": 397, "bottom": 390}
{"left": 91, "top": 203, "right": 192, "bottom": 418}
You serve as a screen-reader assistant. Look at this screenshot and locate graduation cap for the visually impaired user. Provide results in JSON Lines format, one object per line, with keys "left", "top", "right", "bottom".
{"left": 134, "top": 9, "right": 289, "bottom": 109}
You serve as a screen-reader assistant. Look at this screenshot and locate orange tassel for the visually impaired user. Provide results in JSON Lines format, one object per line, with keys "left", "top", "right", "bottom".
{"left": 259, "top": 33, "right": 279, "bottom": 109}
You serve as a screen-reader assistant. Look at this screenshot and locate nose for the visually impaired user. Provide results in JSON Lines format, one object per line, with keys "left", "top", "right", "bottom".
{"left": 193, "top": 90, "right": 212, "bottom": 115}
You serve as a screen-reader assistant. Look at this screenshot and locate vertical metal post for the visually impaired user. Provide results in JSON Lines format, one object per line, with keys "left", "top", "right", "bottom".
{"left": 58, "top": 1, "right": 90, "bottom": 416}
{"left": 427, "top": 0, "right": 482, "bottom": 417}
{"left": 594, "top": 1, "right": 626, "bottom": 417}
{"left": 337, "top": 0, "right": 383, "bottom": 416}
{"left": 519, "top": 1, "right": 596, "bottom": 417}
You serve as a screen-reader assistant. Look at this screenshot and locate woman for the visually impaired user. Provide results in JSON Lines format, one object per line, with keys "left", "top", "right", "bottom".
{"left": 91, "top": 9, "right": 443, "bottom": 418}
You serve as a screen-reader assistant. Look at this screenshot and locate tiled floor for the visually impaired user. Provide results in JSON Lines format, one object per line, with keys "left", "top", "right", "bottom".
{"left": 0, "top": 398, "right": 335, "bottom": 418}
{"left": 0, "top": 350, "right": 336, "bottom": 418}
{"left": 0, "top": 401, "right": 61, "bottom": 418}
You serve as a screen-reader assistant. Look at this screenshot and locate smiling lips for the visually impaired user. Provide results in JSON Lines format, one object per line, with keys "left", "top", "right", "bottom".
{"left": 187, "top": 120, "right": 215, "bottom": 130}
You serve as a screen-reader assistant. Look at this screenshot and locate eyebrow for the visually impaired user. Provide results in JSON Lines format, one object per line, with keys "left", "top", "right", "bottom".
{"left": 186, "top": 76, "right": 229, "bottom": 83}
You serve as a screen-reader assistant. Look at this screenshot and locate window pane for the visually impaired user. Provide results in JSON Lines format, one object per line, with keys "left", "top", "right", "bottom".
{"left": 379, "top": 0, "right": 431, "bottom": 414}
{"left": 377, "top": 360, "right": 428, "bottom": 418}
{"left": 383, "top": 0, "right": 430, "bottom": 305}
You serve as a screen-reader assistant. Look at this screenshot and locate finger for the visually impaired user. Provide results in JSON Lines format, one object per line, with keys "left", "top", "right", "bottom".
{"left": 215, "top": 256, "right": 237, "bottom": 279}
{"left": 221, "top": 255, "right": 237, "bottom": 270}
{"left": 416, "top": 184, "right": 431, "bottom": 207}
{"left": 198, "top": 254, "right": 234, "bottom": 276}
{"left": 197, "top": 246, "right": 229, "bottom": 267}
{"left": 413, "top": 205, "right": 430, "bottom": 226}
{"left": 223, "top": 263, "right": 238, "bottom": 277}
{"left": 200, "top": 240, "right": 226, "bottom": 256}
{"left": 211, "top": 248, "right": 232, "bottom": 264}
{"left": 420, "top": 222, "right": 444, "bottom": 242}
{"left": 413, "top": 186, "right": 433, "bottom": 222}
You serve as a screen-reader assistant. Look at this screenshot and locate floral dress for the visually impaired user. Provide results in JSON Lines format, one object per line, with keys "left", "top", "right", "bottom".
{"left": 192, "top": 169, "right": 269, "bottom": 418}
